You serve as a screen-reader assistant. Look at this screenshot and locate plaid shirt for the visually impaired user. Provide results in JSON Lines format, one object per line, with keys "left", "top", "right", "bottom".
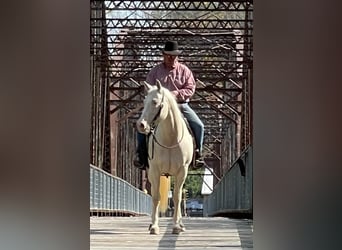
{"left": 146, "top": 61, "right": 196, "bottom": 102}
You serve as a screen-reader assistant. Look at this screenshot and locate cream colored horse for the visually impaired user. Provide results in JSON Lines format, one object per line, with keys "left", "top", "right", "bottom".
{"left": 136, "top": 80, "right": 194, "bottom": 234}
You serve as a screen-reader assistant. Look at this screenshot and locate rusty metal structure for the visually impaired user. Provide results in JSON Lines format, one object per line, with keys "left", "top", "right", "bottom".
{"left": 90, "top": 0, "right": 253, "bottom": 190}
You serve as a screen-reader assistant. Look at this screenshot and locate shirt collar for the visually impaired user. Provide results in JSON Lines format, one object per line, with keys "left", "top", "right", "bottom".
{"left": 163, "top": 61, "right": 179, "bottom": 70}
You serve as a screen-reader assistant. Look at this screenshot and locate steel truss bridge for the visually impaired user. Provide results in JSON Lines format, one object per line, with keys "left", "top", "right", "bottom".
{"left": 90, "top": 0, "right": 253, "bottom": 191}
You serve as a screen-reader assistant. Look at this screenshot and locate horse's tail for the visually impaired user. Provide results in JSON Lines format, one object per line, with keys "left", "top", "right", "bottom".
{"left": 159, "top": 176, "right": 170, "bottom": 214}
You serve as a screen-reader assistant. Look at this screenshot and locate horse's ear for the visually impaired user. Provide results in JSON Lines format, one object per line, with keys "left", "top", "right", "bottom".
{"left": 143, "top": 81, "right": 153, "bottom": 91}
{"left": 156, "top": 79, "right": 162, "bottom": 91}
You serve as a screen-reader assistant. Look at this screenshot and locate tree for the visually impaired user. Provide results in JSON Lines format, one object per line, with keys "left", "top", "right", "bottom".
{"left": 184, "top": 169, "right": 204, "bottom": 198}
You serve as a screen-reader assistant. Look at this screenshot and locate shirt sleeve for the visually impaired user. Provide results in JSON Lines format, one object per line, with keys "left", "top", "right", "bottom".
{"left": 146, "top": 68, "right": 156, "bottom": 85}
{"left": 174, "top": 66, "right": 196, "bottom": 102}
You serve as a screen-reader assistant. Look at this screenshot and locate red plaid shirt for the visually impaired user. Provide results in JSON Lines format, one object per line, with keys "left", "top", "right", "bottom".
{"left": 146, "top": 61, "right": 196, "bottom": 102}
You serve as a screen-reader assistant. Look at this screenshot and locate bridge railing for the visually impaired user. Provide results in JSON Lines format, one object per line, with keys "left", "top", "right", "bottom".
{"left": 90, "top": 164, "right": 152, "bottom": 216}
{"left": 203, "top": 146, "right": 253, "bottom": 217}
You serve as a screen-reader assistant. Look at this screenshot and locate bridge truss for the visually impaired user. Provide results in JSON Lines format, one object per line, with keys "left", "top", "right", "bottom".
{"left": 90, "top": 0, "right": 253, "bottom": 189}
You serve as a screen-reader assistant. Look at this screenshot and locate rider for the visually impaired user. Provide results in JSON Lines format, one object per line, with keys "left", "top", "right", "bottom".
{"left": 134, "top": 40, "right": 205, "bottom": 170}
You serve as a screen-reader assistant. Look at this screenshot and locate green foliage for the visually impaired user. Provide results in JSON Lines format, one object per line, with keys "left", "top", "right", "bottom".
{"left": 170, "top": 169, "right": 204, "bottom": 199}
{"left": 184, "top": 169, "right": 204, "bottom": 198}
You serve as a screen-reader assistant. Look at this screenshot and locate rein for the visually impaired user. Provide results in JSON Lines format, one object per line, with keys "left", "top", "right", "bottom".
{"left": 151, "top": 123, "right": 185, "bottom": 149}
{"left": 150, "top": 93, "right": 164, "bottom": 129}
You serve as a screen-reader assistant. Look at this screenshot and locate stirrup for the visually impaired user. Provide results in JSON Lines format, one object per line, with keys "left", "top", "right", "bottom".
{"left": 194, "top": 158, "right": 205, "bottom": 169}
{"left": 189, "top": 149, "right": 204, "bottom": 170}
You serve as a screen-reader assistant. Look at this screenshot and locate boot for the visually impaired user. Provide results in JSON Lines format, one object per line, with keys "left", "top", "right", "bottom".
{"left": 193, "top": 150, "right": 205, "bottom": 169}
{"left": 133, "top": 154, "right": 147, "bottom": 170}
{"left": 133, "top": 144, "right": 149, "bottom": 170}
{"left": 134, "top": 136, "right": 148, "bottom": 170}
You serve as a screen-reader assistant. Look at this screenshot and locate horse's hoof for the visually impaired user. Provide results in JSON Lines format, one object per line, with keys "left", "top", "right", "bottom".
{"left": 172, "top": 226, "right": 185, "bottom": 234}
{"left": 150, "top": 227, "right": 160, "bottom": 235}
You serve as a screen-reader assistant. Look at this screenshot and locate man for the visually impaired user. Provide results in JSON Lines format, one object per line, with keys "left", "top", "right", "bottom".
{"left": 134, "top": 40, "right": 205, "bottom": 170}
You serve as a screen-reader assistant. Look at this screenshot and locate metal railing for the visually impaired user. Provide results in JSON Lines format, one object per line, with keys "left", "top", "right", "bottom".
{"left": 203, "top": 146, "right": 252, "bottom": 217}
{"left": 90, "top": 164, "right": 152, "bottom": 216}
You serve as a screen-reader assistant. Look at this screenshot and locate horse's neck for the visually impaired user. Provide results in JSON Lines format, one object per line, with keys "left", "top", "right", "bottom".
{"left": 157, "top": 105, "right": 184, "bottom": 144}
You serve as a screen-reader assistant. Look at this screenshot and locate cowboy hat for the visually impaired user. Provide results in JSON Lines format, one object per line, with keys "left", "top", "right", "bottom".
{"left": 162, "top": 41, "right": 182, "bottom": 56}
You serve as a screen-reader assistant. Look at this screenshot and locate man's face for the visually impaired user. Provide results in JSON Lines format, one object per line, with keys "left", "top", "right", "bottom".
{"left": 163, "top": 53, "right": 178, "bottom": 69}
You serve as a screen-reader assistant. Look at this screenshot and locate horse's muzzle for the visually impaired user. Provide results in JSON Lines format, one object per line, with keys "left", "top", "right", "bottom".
{"left": 136, "top": 119, "right": 150, "bottom": 134}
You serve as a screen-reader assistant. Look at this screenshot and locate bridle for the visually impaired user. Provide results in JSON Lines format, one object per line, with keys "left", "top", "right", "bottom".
{"left": 150, "top": 93, "right": 164, "bottom": 130}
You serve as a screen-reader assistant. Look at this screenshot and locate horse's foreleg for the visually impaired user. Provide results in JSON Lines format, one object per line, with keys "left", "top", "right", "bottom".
{"left": 150, "top": 179, "right": 160, "bottom": 235}
{"left": 172, "top": 176, "right": 186, "bottom": 234}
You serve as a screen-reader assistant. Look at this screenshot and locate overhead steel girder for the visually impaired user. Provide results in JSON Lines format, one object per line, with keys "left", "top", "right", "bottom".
{"left": 91, "top": 18, "right": 252, "bottom": 31}
{"left": 91, "top": 0, "right": 253, "bottom": 12}
{"left": 91, "top": 33, "right": 252, "bottom": 50}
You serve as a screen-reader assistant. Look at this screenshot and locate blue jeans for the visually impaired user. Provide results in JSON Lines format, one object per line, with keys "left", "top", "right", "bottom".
{"left": 137, "top": 103, "right": 204, "bottom": 157}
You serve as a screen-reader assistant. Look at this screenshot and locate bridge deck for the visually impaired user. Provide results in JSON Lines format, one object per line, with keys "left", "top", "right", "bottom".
{"left": 90, "top": 216, "right": 253, "bottom": 249}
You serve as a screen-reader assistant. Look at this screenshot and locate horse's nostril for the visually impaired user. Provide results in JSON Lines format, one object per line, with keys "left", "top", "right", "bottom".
{"left": 137, "top": 122, "right": 145, "bottom": 130}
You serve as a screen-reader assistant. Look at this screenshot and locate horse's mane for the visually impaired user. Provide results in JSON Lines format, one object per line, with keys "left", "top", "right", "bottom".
{"left": 158, "top": 86, "right": 184, "bottom": 120}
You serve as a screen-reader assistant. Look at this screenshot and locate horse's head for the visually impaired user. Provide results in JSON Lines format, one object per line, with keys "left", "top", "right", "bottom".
{"left": 136, "top": 80, "right": 167, "bottom": 134}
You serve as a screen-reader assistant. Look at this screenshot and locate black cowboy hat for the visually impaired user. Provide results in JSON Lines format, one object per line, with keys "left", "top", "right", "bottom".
{"left": 162, "top": 41, "right": 182, "bottom": 56}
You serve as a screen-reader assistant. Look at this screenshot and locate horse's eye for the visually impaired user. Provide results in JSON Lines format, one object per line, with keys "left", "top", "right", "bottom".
{"left": 152, "top": 98, "right": 158, "bottom": 106}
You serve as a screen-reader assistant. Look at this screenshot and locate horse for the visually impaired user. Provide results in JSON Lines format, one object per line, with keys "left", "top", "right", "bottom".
{"left": 136, "top": 80, "right": 194, "bottom": 234}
